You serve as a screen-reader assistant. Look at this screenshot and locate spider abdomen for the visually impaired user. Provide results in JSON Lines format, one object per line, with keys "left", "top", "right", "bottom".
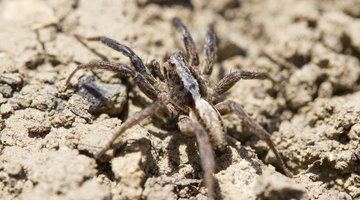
{"left": 193, "top": 98, "right": 227, "bottom": 151}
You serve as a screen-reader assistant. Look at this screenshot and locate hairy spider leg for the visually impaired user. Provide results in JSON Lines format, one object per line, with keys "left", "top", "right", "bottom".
{"left": 215, "top": 100, "right": 293, "bottom": 177}
{"left": 178, "top": 115, "right": 216, "bottom": 200}
{"left": 78, "top": 35, "right": 157, "bottom": 84}
{"left": 172, "top": 17, "right": 200, "bottom": 67}
{"left": 214, "top": 70, "right": 275, "bottom": 96}
{"left": 148, "top": 59, "right": 165, "bottom": 81}
{"left": 66, "top": 60, "right": 133, "bottom": 84}
{"left": 202, "top": 23, "right": 216, "bottom": 76}
{"left": 66, "top": 60, "right": 158, "bottom": 100}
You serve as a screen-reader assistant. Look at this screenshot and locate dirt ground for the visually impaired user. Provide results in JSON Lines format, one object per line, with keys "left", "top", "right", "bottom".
{"left": 0, "top": 0, "right": 359, "bottom": 199}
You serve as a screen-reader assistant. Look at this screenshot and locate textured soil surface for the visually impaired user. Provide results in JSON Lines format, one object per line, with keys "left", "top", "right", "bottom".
{"left": 0, "top": 0, "right": 359, "bottom": 199}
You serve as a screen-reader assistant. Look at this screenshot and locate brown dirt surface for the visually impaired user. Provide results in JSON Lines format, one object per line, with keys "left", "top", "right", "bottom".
{"left": 0, "top": 0, "right": 359, "bottom": 199}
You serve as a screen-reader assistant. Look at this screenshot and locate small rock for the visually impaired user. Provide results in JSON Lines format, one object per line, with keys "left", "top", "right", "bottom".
{"left": 24, "top": 112, "right": 51, "bottom": 135}
{"left": 0, "top": 84, "right": 13, "bottom": 97}
{"left": 1, "top": 103, "right": 13, "bottom": 115}
{"left": 49, "top": 109, "right": 76, "bottom": 128}
{"left": 348, "top": 124, "right": 360, "bottom": 140}
{"left": 5, "top": 163, "right": 24, "bottom": 176}
{"left": 318, "top": 81, "right": 333, "bottom": 98}
{"left": 0, "top": 73, "right": 23, "bottom": 87}
{"left": 111, "top": 152, "right": 145, "bottom": 200}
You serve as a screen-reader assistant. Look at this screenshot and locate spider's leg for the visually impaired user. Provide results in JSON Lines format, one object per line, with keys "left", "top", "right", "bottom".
{"left": 215, "top": 100, "right": 293, "bottom": 177}
{"left": 202, "top": 23, "right": 216, "bottom": 76}
{"left": 148, "top": 59, "right": 165, "bottom": 81}
{"left": 96, "top": 101, "right": 160, "bottom": 159}
{"left": 76, "top": 35, "right": 156, "bottom": 84}
{"left": 178, "top": 115, "right": 215, "bottom": 200}
{"left": 172, "top": 17, "right": 199, "bottom": 67}
{"left": 66, "top": 60, "right": 134, "bottom": 84}
{"left": 66, "top": 60, "right": 158, "bottom": 100}
{"left": 214, "top": 70, "right": 274, "bottom": 96}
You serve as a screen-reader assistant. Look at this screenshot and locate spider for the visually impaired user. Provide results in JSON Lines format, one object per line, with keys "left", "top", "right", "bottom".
{"left": 66, "top": 17, "right": 292, "bottom": 199}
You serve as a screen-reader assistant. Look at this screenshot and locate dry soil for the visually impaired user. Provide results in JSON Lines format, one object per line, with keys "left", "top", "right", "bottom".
{"left": 0, "top": 0, "right": 359, "bottom": 200}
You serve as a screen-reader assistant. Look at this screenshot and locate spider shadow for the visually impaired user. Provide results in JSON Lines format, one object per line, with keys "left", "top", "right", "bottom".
{"left": 148, "top": 128, "right": 200, "bottom": 176}
{"left": 149, "top": 128, "right": 225, "bottom": 197}
{"left": 221, "top": 135, "right": 264, "bottom": 175}
{"left": 148, "top": 127, "right": 264, "bottom": 198}
{"left": 113, "top": 137, "right": 161, "bottom": 179}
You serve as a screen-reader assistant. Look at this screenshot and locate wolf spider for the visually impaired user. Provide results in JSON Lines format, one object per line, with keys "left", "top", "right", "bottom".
{"left": 66, "top": 17, "right": 292, "bottom": 199}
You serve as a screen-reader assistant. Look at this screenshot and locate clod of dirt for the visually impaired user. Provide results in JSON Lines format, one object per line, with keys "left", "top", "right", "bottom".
{"left": 284, "top": 63, "right": 321, "bottom": 109}
{"left": 0, "top": 73, "right": 23, "bottom": 88}
{"left": 274, "top": 91, "right": 360, "bottom": 198}
{"left": 283, "top": 44, "right": 360, "bottom": 109}
{"left": 0, "top": 146, "right": 101, "bottom": 200}
{"left": 1, "top": 108, "right": 51, "bottom": 146}
{"left": 67, "top": 93, "right": 92, "bottom": 121}
{"left": 262, "top": 16, "right": 319, "bottom": 69}
{"left": 0, "top": 103, "right": 13, "bottom": 116}
{"left": 143, "top": 176, "right": 177, "bottom": 200}
{"left": 4, "top": 162, "right": 24, "bottom": 177}
{"left": 111, "top": 152, "right": 146, "bottom": 199}
{"left": 49, "top": 108, "right": 77, "bottom": 129}
{"left": 0, "top": 84, "right": 13, "bottom": 98}
{"left": 18, "top": 150, "right": 101, "bottom": 200}
{"left": 72, "top": 117, "right": 121, "bottom": 156}
{"left": 107, "top": 125, "right": 150, "bottom": 199}
{"left": 254, "top": 169, "right": 305, "bottom": 200}
{"left": 217, "top": 33, "right": 247, "bottom": 62}
{"left": 313, "top": 45, "right": 360, "bottom": 91}
{"left": 11, "top": 84, "right": 58, "bottom": 111}
{"left": 318, "top": 12, "right": 352, "bottom": 53}
{"left": 212, "top": 138, "right": 264, "bottom": 200}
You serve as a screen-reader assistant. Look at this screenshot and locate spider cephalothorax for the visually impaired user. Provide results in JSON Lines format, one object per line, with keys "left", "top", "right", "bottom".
{"left": 66, "top": 17, "right": 292, "bottom": 199}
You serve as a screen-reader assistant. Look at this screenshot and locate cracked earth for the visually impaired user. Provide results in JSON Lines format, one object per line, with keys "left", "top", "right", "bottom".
{"left": 0, "top": 0, "right": 359, "bottom": 199}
